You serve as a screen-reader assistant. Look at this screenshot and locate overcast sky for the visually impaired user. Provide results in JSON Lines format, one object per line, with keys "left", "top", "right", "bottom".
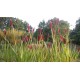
{"left": 0, "top": 0, "right": 80, "bottom": 29}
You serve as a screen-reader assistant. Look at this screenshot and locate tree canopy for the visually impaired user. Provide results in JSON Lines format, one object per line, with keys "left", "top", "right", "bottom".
{"left": 0, "top": 17, "right": 32, "bottom": 31}
{"left": 34, "top": 17, "right": 70, "bottom": 42}
{"left": 70, "top": 18, "right": 80, "bottom": 44}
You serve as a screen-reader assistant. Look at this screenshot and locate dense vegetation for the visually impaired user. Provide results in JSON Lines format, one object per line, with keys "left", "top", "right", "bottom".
{"left": 0, "top": 17, "right": 80, "bottom": 62}
{"left": 70, "top": 18, "right": 80, "bottom": 45}
{"left": 34, "top": 18, "right": 69, "bottom": 42}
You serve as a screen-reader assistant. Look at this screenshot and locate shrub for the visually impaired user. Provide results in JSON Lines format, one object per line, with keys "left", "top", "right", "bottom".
{"left": 0, "top": 29, "right": 25, "bottom": 44}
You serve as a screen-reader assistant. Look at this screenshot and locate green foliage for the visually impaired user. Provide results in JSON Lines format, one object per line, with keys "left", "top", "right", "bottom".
{"left": 0, "top": 17, "right": 79, "bottom": 62}
{"left": 70, "top": 18, "right": 80, "bottom": 44}
{"left": 0, "top": 17, "right": 31, "bottom": 31}
{"left": 34, "top": 18, "right": 69, "bottom": 42}
{"left": 38, "top": 20, "right": 46, "bottom": 28}
{"left": 0, "top": 28, "right": 79, "bottom": 62}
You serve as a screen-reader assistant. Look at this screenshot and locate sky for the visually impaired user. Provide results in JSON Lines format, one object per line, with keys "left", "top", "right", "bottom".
{"left": 0, "top": 0, "right": 80, "bottom": 29}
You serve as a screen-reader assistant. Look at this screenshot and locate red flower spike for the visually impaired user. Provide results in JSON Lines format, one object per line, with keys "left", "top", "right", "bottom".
{"left": 38, "top": 34, "right": 44, "bottom": 41}
{"left": 10, "top": 19, "right": 13, "bottom": 28}
{"left": 22, "top": 37, "right": 26, "bottom": 43}
{"left": 49, "top": 21, "right": 53, "bottom": 29}
{"left": 25, "top": 36, "right": 29, "bottom": 42}
{"left": 55, "top": 18, "right": 59, "bottom": 25}
{"left": 32, "top": 28, "right": 34, "bottom": 33}
{"left": 60, "top": 35, "right": 63, "bottom": 41}
{"left": 42, "top": 35, "right": 44, "bottom": 40}
{"left": 47, "top": 42, "right": 52, "bottom": 48}
{"left": 60, "top": 35, "right": 66, "bottom": 44}
{"left": 58, "top": 28, "right": 60, "bottom": 34}
{"left": 22, "top": 35, "right": 31, "bottom": 43}
{"left": 38, "top": 28, "right": 42, "bottom": 34}
{"left": 28, "top": 45, "right": 32, "bottom": 49}
{"left": 3, "top": 29, "right": 6, "bottom": 35}
{"left": 27, "top": 24, "right": 30, "bottom": 33}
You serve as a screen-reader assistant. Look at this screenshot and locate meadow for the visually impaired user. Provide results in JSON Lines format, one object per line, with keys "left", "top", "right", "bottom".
{"left": 0, "top": 20, "right": 79, "bottom": 62}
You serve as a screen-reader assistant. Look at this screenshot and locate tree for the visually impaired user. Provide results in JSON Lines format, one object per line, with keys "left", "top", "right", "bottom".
{"left": 70, "top": 18, "right": 80, "bottom": 44}
{"left": 34, "top": 17, "right": 70, "bottom": 42}
{"left": 0, "top": 17, "right": 31, "bottom": 31}
{"left": 38, "top": 20, "right": 46, "bottom": 28}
